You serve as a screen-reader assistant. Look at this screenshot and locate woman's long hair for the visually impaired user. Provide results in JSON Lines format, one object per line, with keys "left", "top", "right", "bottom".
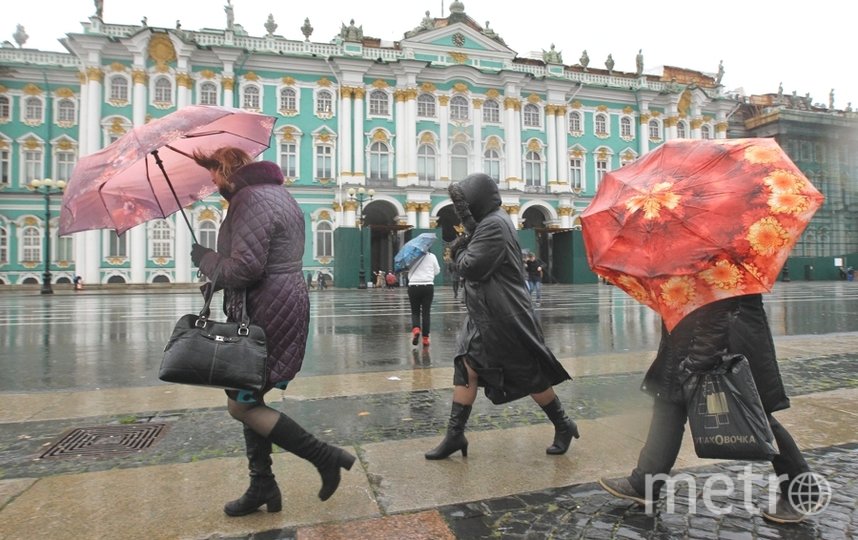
{"left": 192, "top": 146, "right": 253, "bottom": 191}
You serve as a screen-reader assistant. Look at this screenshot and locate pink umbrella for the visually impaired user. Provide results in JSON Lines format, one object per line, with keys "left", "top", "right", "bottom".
{"left": 58, "top": 105, "right": 276, "bottom": 241}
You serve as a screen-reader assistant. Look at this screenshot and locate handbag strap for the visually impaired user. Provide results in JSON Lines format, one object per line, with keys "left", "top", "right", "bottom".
{"left": 198, "top": 260, "right": 253, "bottom": 334}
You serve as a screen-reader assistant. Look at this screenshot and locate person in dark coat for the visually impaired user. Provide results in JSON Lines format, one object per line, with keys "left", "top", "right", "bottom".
{"left": 425, "top": 173, "right": 579, "bottom": 460}
{"left": 190, "top": 147, "right": 354, "bottom": 517}
{"left": 600, "top": 294, "right": 816, "bottom": 524}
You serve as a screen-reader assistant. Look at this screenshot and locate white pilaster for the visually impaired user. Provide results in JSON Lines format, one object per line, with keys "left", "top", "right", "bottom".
{"left": 438, "top": 96, "right": 449, "bottom": 181}
{"left": 546, "top": 106, "right": 558, "bottom": 187}
{"left": 406, "top": 203, "right": 417, "bottom": 227}
{"left": 394, "top": 89, "right": 406, "bottom": 185}
{"left": 406, "top": 90, "right": 418, "bottom": 182}
{"left": 83, "top": 67, "right": 104, "bottom": 283}
{"left": 174, "top": 216, "right": 191, "bottom": 282}
{"left": 339, "top": 87, "right": 352, "bottom": 181}
{"left": 353, "top": 88, "right": 365, "bottom": 179}
{"left": 639, "top": 107, "right": 651, "bottom": 155}
{"left": 131, "top": 67, "right": 148, "bottom": 284}
{"left": 555, "top": 108, "right": 568, "bottom": 185}
{"left": 472, "top": 98, "right": 483, "bottom": 173}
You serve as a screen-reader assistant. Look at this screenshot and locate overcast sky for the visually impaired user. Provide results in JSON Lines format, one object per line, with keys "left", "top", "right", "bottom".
{"left": 6, "top": 0, "right": 856, "bottom": 108}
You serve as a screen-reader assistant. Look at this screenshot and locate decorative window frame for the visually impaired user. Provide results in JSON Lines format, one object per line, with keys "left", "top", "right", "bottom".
{"left": 449, "top": 141, "right": 471, "bottom": 181}
{"left": 0, "top": 134, "right": 12, "bottom": 188}
{"left": 594, "top": 146, "right": 614, "bottom": 189}
{"left": 568, "top": 110, "right": 584, "bottom": 136}
{"left": 482, "top": 98, "right": 501, "bottom": 124}
{"left": 619, "top": 147, "right": 638, "bottom": 167}
{"left": 16, "top": 134, "right": 45, "bottom": 188}
{"left": 278, "top": 86, "right": 299, "bottom": 116}
{"left": 54, "top": 232, "right": 73, "bottom": 266}
{"left": 483, "top": 135, "right": 505, "bottom": 183}
{"left": 107, "top": 73, "right": 131, "bottom": 107}
{"left": 523, "top": 138, "right": 545, "bottom": 190}
{"left": 0, "top": 220, "right": 8, "bottom": 265}
{"left": 312, "top": 127, "right": 337, "bottom": 185}
{"left": 197, "top": 80, "right": 220, "bottom": 106}
{"left": 311, "top": 212, "right": 335, "bottom": 260}
{"left": 105, "top": 271, "right": 130, "bottom": 284}
{"left": 150, "top": 74, "right": 175, "bottom": 110}
{"left": 648, "top": 118, "right": 663, "bottom": 142}
{"left": 101, "top": 115, "right": 132, "bottom": 147}
{"left": 51, "top": 136, "right": 78, "bottom": 182}
{"left": 22, "top": 95, "right": 45, "bottom": 126}
{"left": 197, "top": 219, "right": 219, "bottom": 250}
{"left": 149, "top": 271, "right": 172, "bottom": 284}
{"left": 522, "top": 103, "right": 542, "bottom": 130}
{"left": 102, "top": 229, "right": 129, "bottom": 264}
{"left": 416, "top": 93, "right": 436, "bottom": 119}
{"left": 368, "top": 89, "right": 391, "bottom": 118}
{"left": 620, "top": 116, "right": 634, "bottom": 141}
{"left": 700, "top": 124, "right": 712, "bottom": 140}
{"left": 0, "top": 93, "right": 12, "bottom": 124}
{"left": 275, "top": 125, "right": 303, "bottom": 182}
{"left": 147, "top": 219, "right": 174, "bottom": 261}
{"left": 416, "top": 140, "right": 438, "bottom": 183}
{"left": 568, "top": 145, "right": 587, "bottom": 192}
{"left": 676, "top": 120, "right": 688, "bottom": 139}
{"left": 593, "top": 112, "right": 610, "bottom": 139}
{"left": 449, "top": 94, "right": 470, "bottom": 123}
{"left": 55, "top": 98, "right": 77, "bottom": 127}
{"left": 240, "top": 82, "right": 262, "bottom": 112}
{"left": 367, "top": 129, "right": 394, "bottom": 181}
{"left": 314, "top": 88, "right": 335, "bottom": 119}
{"left": 17, "top": 218, "right": 42, "bottom": 265}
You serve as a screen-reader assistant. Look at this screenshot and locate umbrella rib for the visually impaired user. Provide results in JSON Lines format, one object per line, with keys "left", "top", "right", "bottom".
{"left": 181, "top": 130, "right": 270, "bottom": 146}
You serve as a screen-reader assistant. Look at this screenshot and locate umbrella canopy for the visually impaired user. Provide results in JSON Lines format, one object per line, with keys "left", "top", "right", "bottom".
{"left": 58, "top": 105, "right": 276, "bottom": 238}
{"left": 581, "top": 138, "right": 824, "bottom": 331}
{"left": 394, "top": 233, "right": 437, "bottom": 272}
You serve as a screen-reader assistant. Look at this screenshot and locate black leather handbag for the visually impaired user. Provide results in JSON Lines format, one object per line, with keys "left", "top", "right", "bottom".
{"left": 159, "top": 262, "right": 268, "bottom": 392}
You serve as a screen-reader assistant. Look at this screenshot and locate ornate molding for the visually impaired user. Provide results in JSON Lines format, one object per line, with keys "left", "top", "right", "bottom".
{"left": 371, "top": 79, "right": 388, "bottom": 89}
{"left": 504, "top": 97, "right": 520, "bottom": 110}
{"left": 453, "top": 82, "right": 469, "bottom": 93}
{"left": 282, "top": 76, "right": 296, "bottom": 85}
{"left": 438, "top": 95, "right": 450, "bottom": 106}
{"left": 110, "top": 62, "right": 126, "bottom": 73}
{"left": 419, "top": 132, "right": 435, "bottom": 144}
{"left": 318, "top": 77, "right": 332, "bottom": 87}
{"left": 486, "top": 88, "right": 500, "bottom": 99}
{"left": 570, "top": 100, "right": 582, "bottom": 109}
{"left": 690, "top": 118, "right": 704, "bottom": 129}
{"left": 55, "top": 87, "right": 75, "bottom": 98}
{"left": 222, "top": 78, "right": 234, "bottom": 91}
{"left": 353, "top": 88, "right": 366, "bottom": 99}
{"left": 715, "top": 121, "right": 728, "bottom": 133}
{"left": 331, "top": 201, "right": 342, "bottom": 212}
{"left": 132, "top": 70, "right": 148, "bottom": 85}
{"left": 450, "top": 52, "right": 468, "bottom": 64}
{"left": 472, "top": 98, "right": 483, "bottom": 109}
{"left": 148, "top": 33, "right": 176, "bottom": 68}
{"left": 421, "top": 82, "right": 436, "bottom": 92}
{"left": 86, "top": 67, "right": 103, "bottom": 82}
{"left": 176, "top": 73, "right": 193, "bottom": 89}
{"left": 199, "top": 70, "right": 216, "bottom": 80}
{"left": 343, "top": 200, "right": 358, "bottom": 211}
{"left": 558, "top": 207, "right": 573, "bottom": 217}
{"left": 527, "top": 93, "right": 541, "bottom": 104}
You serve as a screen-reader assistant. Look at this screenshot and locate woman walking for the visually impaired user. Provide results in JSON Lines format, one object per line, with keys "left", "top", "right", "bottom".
{"left": 425, "top": 173, "right": 579, "bottom": 460}
{"left": 189, "top": 146, "right": 355, "bottom": 517}
{"left": 407, "top": 245, "right": 440, "bottom": 347}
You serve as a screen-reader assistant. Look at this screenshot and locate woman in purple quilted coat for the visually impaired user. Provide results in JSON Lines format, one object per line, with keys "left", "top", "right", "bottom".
{"left": 190, "top": 147, "right": 355, "bottom": 517}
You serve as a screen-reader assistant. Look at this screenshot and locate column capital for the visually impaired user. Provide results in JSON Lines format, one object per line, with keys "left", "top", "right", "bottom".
{"left": 86, "top": 67, "right": 104, "bottom": 83}
{"left": 132, "top": 69, "right": 148, "bottom": 85}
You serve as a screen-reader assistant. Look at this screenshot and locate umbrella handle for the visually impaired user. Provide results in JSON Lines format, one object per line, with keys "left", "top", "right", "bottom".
{"left": 151, "top": 149, "right": 199, "bottom": 245}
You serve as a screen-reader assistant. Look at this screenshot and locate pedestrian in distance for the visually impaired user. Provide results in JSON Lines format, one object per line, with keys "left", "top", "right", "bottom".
{"left": 407, "top": 246, "right": 441, "bottom": 347}
{"left": 600, "top": 293, "right": 818, "bottom": 524}
{"left": 189, "top": 146, "right": 354, "bottom": 517}
{"left": 425, "top": 173, "right": 579, "bottom": 460}
{"left": 524, "top": 252, "right": 543, "bottom": 305}
{"left": 73, "top": 275, "right": 84, "bottom": 291}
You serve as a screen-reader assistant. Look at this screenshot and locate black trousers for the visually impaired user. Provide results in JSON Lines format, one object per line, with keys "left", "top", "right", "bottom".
{"left": 408, "top": 284, "right": 434, "bottom": 335}
{"left": 628, "top": 398, "right": 810, "bottom": 498}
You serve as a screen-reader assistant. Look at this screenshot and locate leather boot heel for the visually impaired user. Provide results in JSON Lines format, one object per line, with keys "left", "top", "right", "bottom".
{"left": 425, "top": 402, "right": 472, "bottom": 460}
{"left": 317, "top": 447, "right": 357, "bottom": 501}
{"left": 266, "top": 493, "right": 283, "bottom": 513}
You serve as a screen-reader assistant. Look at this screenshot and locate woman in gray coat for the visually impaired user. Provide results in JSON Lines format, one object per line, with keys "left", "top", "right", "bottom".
{"left": 191, "top": 147, "right": 354, "bottom": 516}
{"left": 425, "top": 173, "right": 579, "bottom": 459}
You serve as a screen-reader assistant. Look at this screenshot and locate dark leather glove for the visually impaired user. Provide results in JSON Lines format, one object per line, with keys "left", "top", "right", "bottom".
{"left": 190, "top": 243, "right": 214, "bottom": 267}
{"left": 448, "top": 182, "right": 477, "bottom": 235}
{"left": 448, "top": 233, "right": 471, "bottom": 259}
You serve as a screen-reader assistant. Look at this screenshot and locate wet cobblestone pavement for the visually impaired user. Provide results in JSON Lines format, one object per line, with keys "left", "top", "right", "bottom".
{"left": 2, "top": 353, "right": 857, "bottom": 480}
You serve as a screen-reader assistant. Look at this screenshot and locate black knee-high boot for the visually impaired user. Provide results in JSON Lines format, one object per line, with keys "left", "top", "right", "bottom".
{"left": 425, "top": 402, "right": 472, "bottom": 460}
{"left": 268, "top": 413, "right": 356, "bottom": 501}
{"left": 224, "top": 424, "right": 282, "bottom": 516}
{"left": 541, "top": 396, "right": 580, "bottom": 455}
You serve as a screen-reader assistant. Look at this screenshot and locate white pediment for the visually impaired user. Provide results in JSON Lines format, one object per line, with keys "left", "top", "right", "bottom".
{"left": 400, "top": 22, "right": 516, "bottom": 63}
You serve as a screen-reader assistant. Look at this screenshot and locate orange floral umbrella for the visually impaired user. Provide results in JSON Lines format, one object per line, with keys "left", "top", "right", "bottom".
{"left": 581, "top": 138, "right": 824, "bottom": 331}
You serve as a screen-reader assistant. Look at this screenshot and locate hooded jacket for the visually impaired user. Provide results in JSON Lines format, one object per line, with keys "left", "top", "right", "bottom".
{"left": 198, "top": 161, "right": 310, "bottom": 388}
{"left": 452, "top": 174, "right": 571, "bottom": 404}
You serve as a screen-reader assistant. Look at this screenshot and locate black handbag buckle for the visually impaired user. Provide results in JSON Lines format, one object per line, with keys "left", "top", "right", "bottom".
{"left": 238, "top": 324, "right": 250, "bottom": 336}
{"left": 195, "top": 317, "right": 208, "bottom": 329}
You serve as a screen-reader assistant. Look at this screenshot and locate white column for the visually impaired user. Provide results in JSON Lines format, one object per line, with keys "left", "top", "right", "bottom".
{"left": 223, "top": 76, "right": 235, "bottom": 108}
{"left": 472, "top": 98, "right": 483, "bottom": 173}
{"left": 418, "top": 203, "right": 431, "bottom": 229}
{"left": 545, "top": 106, "right": 558, "bottom": 188}
{"left": 339, "top": 87, "right": 352, "bottom": 181}
{"left": 83, "top": 67, "right": 104, "bottom": 283}
{"left": 344, "top": 201, "right": 357, "bottom": 227}
{"left": 406, "top": 89, "right": 418, "bottom": 182}
{"left": 438, "top": 96, "right": 449, "bottom": 181}
{"left": 406, "top": 202, "right": 418, "bottom": 227}
{"left": 555, "top": 107, "right": 568, "bottom": 185}
{"left": 639, "top": 109, "right": 651, "bottom": 154}
{"left": 176, "top": 72, "right": 192, "bottom": 108}
{"left": 394, "top": 89, "right": 406, "bottom": 185}
{"left": 174, "top": 216, "right": 191, "bottom": 283}
{"left": 715, "top": 112, "right": 727, "bottom": 140}
{"left": 666, "top": 104, "right": 678, "bottom": 140}
{"left": 77, "top": 72, "right": 89, "bottom": 154}
{"left": 352, "top": 88, "right": 365, "bottom": 180}
{"left": 131, "top": 68, "right": 148, "bottom": 284}
{"left": 691, "top": 106, "right": 703, "bottom": 139}
{"left": 512, "top": 100, "right": 523, "bottom": 185}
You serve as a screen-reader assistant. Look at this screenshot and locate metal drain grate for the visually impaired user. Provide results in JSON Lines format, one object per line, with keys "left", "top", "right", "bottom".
{"left": 39, "top": 423, "right": 169, "bottom": 459}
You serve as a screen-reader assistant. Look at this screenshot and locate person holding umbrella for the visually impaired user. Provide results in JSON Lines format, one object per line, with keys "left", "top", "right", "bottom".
{"left": 425, "top": 173, "right": 579, "bottom": 460}
{"left": 189, "top": 146, "right": 355, "bottom": 516}
{"left": 406, "top": 240, "right": 440, "bottom": 347}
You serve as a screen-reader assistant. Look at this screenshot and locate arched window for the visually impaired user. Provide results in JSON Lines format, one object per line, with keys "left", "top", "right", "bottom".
{"left": 677, "top": 120, "right": 687, "bottom": 139}
{"left": 417, "top": 144, "right": 436, "bottom": 182}
{"left": 22, "top": 226, "right": 41, "bottom": 263}
{"left": 0, "top": 227, "right": 7, "bottom": 263}
{"left": 199, "top": 221, "right": 217, "bottom": 250}
{"left": 243, "top": 86, "right": 260, "bottom": 110}
{"left": 450, "top": 144, "right": 469, "bottom": 180}
{"left": 24, "top": 97, "right": 43, "bottom": 122}
{"left": 108, "top": 231, "right": 127, "bottom": 258}
{"left": 150, "top": 221, "right": 172, "bottom": 258}
{"left": 569, "top": 155, "right": 584, "bottom": 190}
{"left": 57, "top": 99, "right": 76, "bottom": 124}
{"left": 0, "top": 139, "right": 9, "bottom": 186}
{"left": 369, "top": 90, "right": 389, "bottom": 116}
{"left": 524, "top": 151, "right": 542, "bottom": 187}
{"left": 569, "top": 111, "right": 582, "bottom": 132}
{"left": 595, "top": 113, "right": 608, "bottom": 135}
{"left": 56, "top": 235, "right": 73, "bottom": 262}
{"left": 316, "top": 90, "right": 333, "bottom": 115}
{"left": 483, "top": 148, "right": 501, "bottom": 181}
{"left": 55, "top": 148, "right": 76, "bottom": 181}
{"left": 154, "top": 77, "right": 172, "bottom": 104}
{"left": 648, "top": 119, "right": 661, "bottom": 139}
{"left": 369, "top": 141, "right": 390, "bottom": 180}
{"left": 152, "top": 274, "right": 171, "bottom": 283}
{"left": 315, "top": 221, "right": 333, "bottom": 258}
{"left": 280, "top": 140, "right": 297, "bottom": 177}
{"left": 620, "top": 117, "right": 633, "bottom": 138}
{"left": 596, "top": 154, "right": 610, "bottom": 185}
{"left": 107, "top": 275, "right": 127, "bottom": 284}
{"left": 450, "top": 96, "right": 469, "bottom": 121}
{"left": 23, "top": 147, "right": 43, "bottom": 184}
{"left": 109, "top": 76, "right": 128, "bottom": 102}
{"left": 200, "top": 82, "right": 218, "bottom": 105}
{"left": 315, "top": 143, "right": 333, "bottom": 180}
{"left": 417, "top": 93, "right": 436, "bottom": 118}
{"left": 279, "top": 87, "right": 296, "bottom": 111}
{"left": 482, "top": 99, "right": 500, "bottom": 123}
{"left": 0, "top": 96, "right": 9, "bottom": 120}
{"left": 523, "top": 104, "right": 541, "bottom": 128}
{"left": 701, "top": 125, "right": 712, "bottom": 139}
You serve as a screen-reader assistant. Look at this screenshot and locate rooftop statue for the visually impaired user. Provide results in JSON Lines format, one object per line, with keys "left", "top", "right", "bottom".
{"left": 340, "top": 19, "right": 363, "bottom": 42}
{"left": 406, "top": 10, "right": 435, "bottom": 37}
{"left": 225, "top": 0, "right": 234, "bottom": 31}
{"left": 715, "top": 60, "right": 724, "bottom": 85}
{"left": 265, "top": 14, "right": 277, "bottom": 36}
{"left": 579, "top": 50, "right": 589, "bottom": 71}
{"left": 543, "top": 44, "right": 562, "bottom": 64}
{"left": 605, "top": 53, "right": 614, "bottom": 74}
{"left": 829, "top": 88, "right": 835, "bottom": 110}
{"left": 93, "top": 0, "right": 103, "bottom": 19}
{"left": 635, "top": 49, "right": 643, "bottom": 76}
{"left": 13, "top": 24, "right": 28, "bottom": 48}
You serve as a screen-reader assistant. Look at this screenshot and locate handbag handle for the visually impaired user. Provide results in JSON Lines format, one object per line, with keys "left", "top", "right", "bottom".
{"left": 197, "top": 260, "right": 253, "bottom": 335}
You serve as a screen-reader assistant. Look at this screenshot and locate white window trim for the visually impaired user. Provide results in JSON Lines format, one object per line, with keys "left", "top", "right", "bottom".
{"left": 450, "top": 142, "right": 471, "bottom": 180}
{"left": 367, "top": 89, "right": 392, "bottom": 119}
{"left": 482, "top": 99, "right": 501, "bottom": 125}
{"left": 17, "top": 221, "right": 42, "bottom": 264}
{"left": 278, "top": 86, "right": 299, "bottom": 116}
{"left": 147, "top": 220, "right": 174, "bottom": 260}
{"left": 449, "top": 95, "right": 470, "bottom": 123}
{"left": 54, "top": 232, "right": 73, "bottom": 263}
{"left": 0, "top": 134, "right": 12, "bottom": 187}
{"left": 367, "top": 135, "right": 393, "bottom": 181}
{"left": 482, "top": 145, "right": 505, "bottom": 183}
{"left": 314, "top": 88, "right": 335, "bottom": 119}
{"left": 16, "top": 134, "right": 45, "bottom": 187}
{"left": 240, "top": 83, "right": 263, "bottom": 112}
{"left": 648, "top": 118, "right": 663, "bottom": 141}
{"left": 620, "top": 115, "right": 635, "bottom": 140}
{"left": 51, "top": 137, "right": 78, "bottom": 182}
{"left": 569, "top": 147, "right": 587, "bottom": 192}
{"left": 416, "top": 93, "right": 436, "bottom": 119}
{"left": 593, "top": 112, "right": 611, "bottom": 138}
{"left": 522, "top": 103, "right": 543, "bottom": 130}
{"left": 523, "top": 147, "right": 545, "bottom": 188}
{"left": 107, "top": 73, "right": 131, "bottom": 106}
{"left": 197, "top": 80, "right": 221, "bottom": 106}
{"left": 101, "top": 115, "right": 132, "bottom": 148}
{"left": 0, "top": 223, "right": 9, "bottom": 264}
{"left": 149, "top": 75, "right": 175, "bottom": 110}
{"left": 102, "top": 229, "right": 129, "bottom": 261}
{"left": 417, "top": 142, "right": 438, "bottom": 182}
{"left": 313, "top": 219, "right": 335, "bottom": 259}
{"left": 276, "top": 126, "right": 303, "bottom": 181}
{"left": 569, "top": 110, "right": 584, "bottom": 135}
{"left": 0, "top": 94, "right": 13, "bottom": 123}
{"left": 21, "top": 95, "right": 46, "bottom": 126}
{"left": 594, "top": 147, "right": 614, "bottom": 190}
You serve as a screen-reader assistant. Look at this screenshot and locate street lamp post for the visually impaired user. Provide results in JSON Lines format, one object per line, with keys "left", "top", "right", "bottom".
{"left": 348, "top": 186, "right": 374, "bottom": 289}
{"left": 29, "top": 178, "right": 66, "bottom": 294}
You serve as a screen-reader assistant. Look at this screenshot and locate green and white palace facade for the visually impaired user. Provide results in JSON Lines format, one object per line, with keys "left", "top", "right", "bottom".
{"left": 1, "top": 2, "right": 855, "bottom": 286}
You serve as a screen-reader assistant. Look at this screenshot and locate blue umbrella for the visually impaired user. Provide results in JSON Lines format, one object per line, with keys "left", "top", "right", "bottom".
{"left": 394, "top": 233, "right": 436, "bottom": 272}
